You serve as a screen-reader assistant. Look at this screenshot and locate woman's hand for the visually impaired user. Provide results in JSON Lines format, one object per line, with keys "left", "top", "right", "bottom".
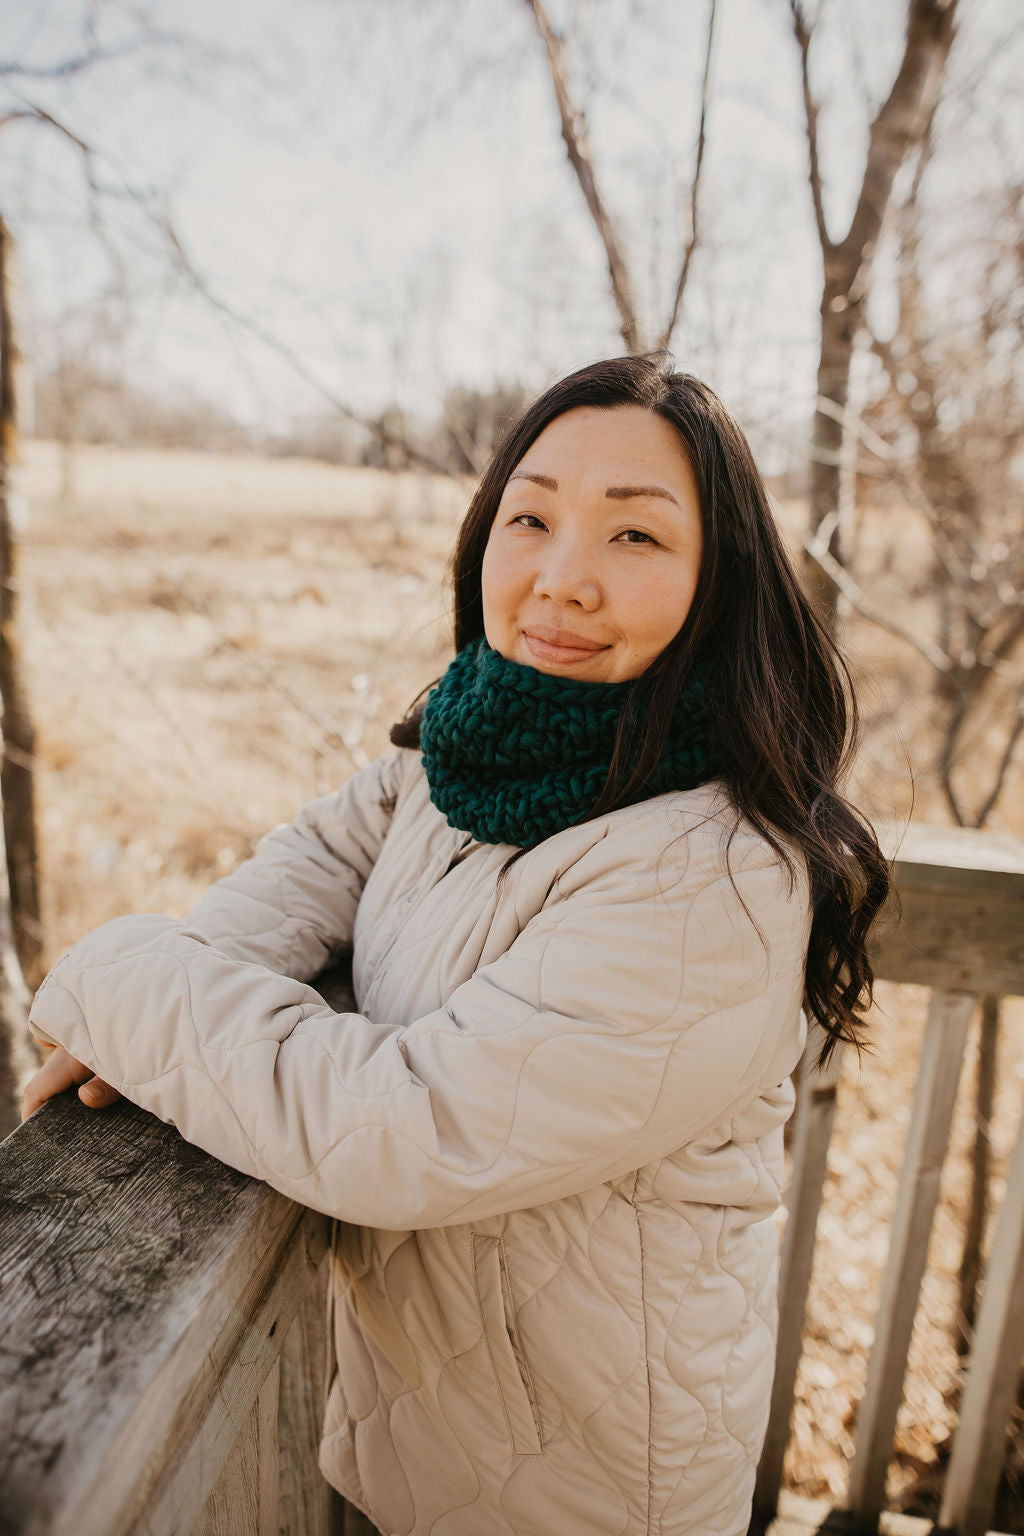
{"left": 21, "top": 1043, "right": 122, "bottom": 1121}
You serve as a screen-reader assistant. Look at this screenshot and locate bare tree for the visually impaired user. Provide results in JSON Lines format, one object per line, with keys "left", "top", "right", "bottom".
{"left": 866, "top": 162, "right": 1024, "bottom": 831}
{"left": 790, "top": 0, "right": 958, "bottom": 622}
{"left": 863, "top": 145, "right": 1024, "bottom": 1356}
{"left": 0, "top": 13, "right": 206, "bottom": 1127}
{"left": 524, "top": 0, "right": 716, "bottom": 354}
{"left": 0, "top": 221, "right": 41, "bottom": 995}
{"left": 0, "top": 217, "right": 36, "bottom": 1136}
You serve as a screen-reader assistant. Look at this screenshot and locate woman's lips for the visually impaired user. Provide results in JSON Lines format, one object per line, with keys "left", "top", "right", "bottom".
{"left": 523, "top": 629, "right": 610, "bottom": 665}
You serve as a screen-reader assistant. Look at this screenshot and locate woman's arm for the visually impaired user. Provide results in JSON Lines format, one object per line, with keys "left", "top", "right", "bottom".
{"left": 23, "top": 751, "right": 408, "bottom": 1118}
{"left": 180, "top": 749, "right": 409, "bottom": 976}
{"left": 26, "top": 824, "right": 809, "bottom": 1226}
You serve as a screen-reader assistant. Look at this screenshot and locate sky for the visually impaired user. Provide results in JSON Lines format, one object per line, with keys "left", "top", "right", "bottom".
{"left": 2, "top": 0, "right": 1021, "bottom": 455}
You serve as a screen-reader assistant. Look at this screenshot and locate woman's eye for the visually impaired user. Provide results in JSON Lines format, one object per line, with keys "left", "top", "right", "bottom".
{"left": 511, "top": 513, "right": 547, "bottom": 529}
{"left": 616, "top": 528, "right": 657, "bottom": 545}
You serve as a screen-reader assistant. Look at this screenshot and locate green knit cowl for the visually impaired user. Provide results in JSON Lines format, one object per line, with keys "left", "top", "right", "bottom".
{"left": 419, "top": 636, "right": 717, "bottom": 848}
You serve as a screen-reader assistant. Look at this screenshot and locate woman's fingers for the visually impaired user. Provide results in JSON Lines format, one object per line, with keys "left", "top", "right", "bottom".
{"left": 79, "top": 1077, "right": 122, "bottom": 1109}
{"left": 22, "top": 1045, "right": 93, "bottom": 1119}
{"left": 21, "top": 1046, "right": 120, "bottom": 1119}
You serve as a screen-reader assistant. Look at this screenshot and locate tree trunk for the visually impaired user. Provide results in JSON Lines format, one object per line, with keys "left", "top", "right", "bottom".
{"left": 956, "top": 994, "right": 999, "bottom": 1353}
{"left": 794, "top": 0, "right": 959, "bottom": 627}
{"left": 0, "top": 778, "right": 33, "bottom": 1137}
{"left": 0, "top": 215, "right": 42, "bottom": 992}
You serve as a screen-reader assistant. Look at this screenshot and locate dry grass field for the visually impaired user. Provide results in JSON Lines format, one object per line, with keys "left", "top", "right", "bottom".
{"left": 15, "top": 437, "right": 1024, "bottom": 1525}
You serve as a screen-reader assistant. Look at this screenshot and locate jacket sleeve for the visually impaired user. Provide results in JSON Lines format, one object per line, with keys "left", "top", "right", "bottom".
{"left": 28, "top": 826, "right": 810, "bottom": 1229}
{"left": 174, "top": 751, "right": 408, "bottom": 977}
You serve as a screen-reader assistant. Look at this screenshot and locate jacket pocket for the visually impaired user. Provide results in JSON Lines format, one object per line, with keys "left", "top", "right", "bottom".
{"left": 472, "top": 1233, "right": 543, "bottom": 1457}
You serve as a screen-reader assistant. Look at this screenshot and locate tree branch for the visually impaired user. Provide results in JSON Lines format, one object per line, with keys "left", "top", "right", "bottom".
{"left": 657, "top": 0, "right": 716, "bottom": 350}
{"left": 818, "top": 373, "right": 1002, "bottom": 633}
{"left": 937, "top": 691, "right": 968, "bottom": 826}
{"left": 789, "top": 0, "right": 830, "bottom": 252}
{"left": 0, "top": 99, "right": 94, "bottom": 158}
{"left": 842, "top": 0, "right": 958, "bottom": 273}
{"left": 796, "top": 516, "right": 954, "bottom": 674}
{"left": 0, "top": 43, "right": 151, "bottom": 79}
{"left": 524, "top": 0, "right": 642, "bottom": 352}
{"left": 974, "top": 702, "right": 1024, "bottom": 827}
{"left": 984, "top": 606, "right": 1024, "bottom": 666}
{"left": 152, "top": 210, "right": 454, "bottom": 477}
{"left": 3, "top": 86, "right": 451, "bottom": 481}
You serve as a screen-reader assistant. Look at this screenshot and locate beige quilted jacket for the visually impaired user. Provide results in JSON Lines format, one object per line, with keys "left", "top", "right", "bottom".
{"left": 30, "top": 748, "right": 809, "bottom": 1536}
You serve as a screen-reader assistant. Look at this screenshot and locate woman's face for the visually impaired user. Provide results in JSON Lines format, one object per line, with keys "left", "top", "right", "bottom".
{"left": 481, "top": 405, "right": 704, "bottom": 683}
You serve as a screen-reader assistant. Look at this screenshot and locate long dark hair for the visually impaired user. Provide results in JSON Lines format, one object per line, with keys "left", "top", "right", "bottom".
{"left": 392, "top": 355, "right": 890, "bottom": 1062}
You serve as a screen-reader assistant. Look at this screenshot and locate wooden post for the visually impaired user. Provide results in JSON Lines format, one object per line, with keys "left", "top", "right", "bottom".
{"left": 939, "top": 1086, "right": 1024, "bottom": 1536}
{"left": 278, "top": 1275, "right": 347, "bottom": 1536}
{"left": 753, "top": 1031, "right": 845, "bottom": 1526}
{"left": 193, "top": 1362, "right": 280, "bottom": 1536}
{"left": 957, "top": 994, "right": 1000, "bottom": 1350}
{"left": 846, "top": 988, "right": 976, "bottom": 1528}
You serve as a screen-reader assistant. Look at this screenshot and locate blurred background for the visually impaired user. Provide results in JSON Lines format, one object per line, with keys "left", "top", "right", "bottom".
{"left": 1, "top": 0, "right": 1023, "bottom": 1524}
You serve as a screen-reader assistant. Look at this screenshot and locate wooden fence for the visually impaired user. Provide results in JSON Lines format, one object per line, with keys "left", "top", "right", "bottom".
{"left": 0, "top": 825, "right": 1022, "bottom": 1536}
{"left": 757, "top": 823, "right": 1024, "bottom": 1536}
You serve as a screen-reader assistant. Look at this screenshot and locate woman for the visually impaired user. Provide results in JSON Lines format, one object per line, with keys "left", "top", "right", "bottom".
{"left": 23, "top": 356, "right": 889, "bottom": 1536}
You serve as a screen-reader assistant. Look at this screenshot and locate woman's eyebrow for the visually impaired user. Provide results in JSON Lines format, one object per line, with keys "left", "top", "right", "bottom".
{"left": 507, "top": 471, "right": 679, "bottom": 506}
{"left": 508, "top": 470, "right": 558, "bottom": 490}
{"left": 605, "top": 484, "right": 680, "bottom": 505}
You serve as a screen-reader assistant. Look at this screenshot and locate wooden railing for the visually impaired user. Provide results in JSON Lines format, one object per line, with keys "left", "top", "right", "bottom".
{"left": 756, "top": 823, "right": 1024, "bottom": 1536}
{"left": 0, "top": 827, "right": 1022, "bottom": 1536}
{"left": 0, "top": 966, "right": 371, "bottom": 1536}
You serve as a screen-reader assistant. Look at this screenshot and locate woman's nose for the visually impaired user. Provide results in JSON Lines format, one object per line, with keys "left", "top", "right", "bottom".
{"left": 532, "top": 544, "right": 601, "bottom": 608}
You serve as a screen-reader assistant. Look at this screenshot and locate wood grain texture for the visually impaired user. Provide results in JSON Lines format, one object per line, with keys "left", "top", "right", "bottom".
{"left": 0, "top": 959, "right": 354, "bottom": 1536}
{"left": 193, "top": 1367, "right": 276, "bottom": 1536}
{"left": 873, "top": 826, "right": 1024, "bottom": 996}
{"left": 0, "top": 1093, "right": 328, "bottom": 1536}
{"left": 137, "top": 1207, "right": 328, "bottom": 1536}
{"left": 0, "top": 1092, "right": 270, "bottom": 1535}
{"left": 846, "top": 988, "right": 976, "bottom": 1527}
{"left": 278, "top": 1273, "right": 347, "bottom": 1536}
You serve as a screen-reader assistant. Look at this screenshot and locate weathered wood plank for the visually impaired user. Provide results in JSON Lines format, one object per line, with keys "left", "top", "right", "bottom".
{"left": 872, "top": 825, "right": 1024, "bottom": 996}
{"left": 939, "top": 1085, "right": 1024, "bottom": 1536}
{"left": 278, "top": 1270, "right": 346, "bottom": 1536}
{"left": 192, "top": 1396, "right": 260, "bottom": 1536}
{"left": 753, "top": 1033, "right": 845, "bottom": 1527}
{"left": 193, "top": 1363, "right": 279, "bottom": 1536}
{"left": 0, "top": 1094, "right": 272, "bottom": 1535}
{"left": 258, "top": 1365, "right": 281, "bottom": 1536}
{"left": 118, "top": 1200, "right": 328, "bottom": 1536}
{"left": 0, "top": 1093, "right": 327, "bottom": 1536}
{"left": 846, "top": 988, "right": 976, "bottom": 1528}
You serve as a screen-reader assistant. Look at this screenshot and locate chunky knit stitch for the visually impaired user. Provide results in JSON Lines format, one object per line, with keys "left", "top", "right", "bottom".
{"left": 420, "top": 636, "right": 717, "bottom": 847}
